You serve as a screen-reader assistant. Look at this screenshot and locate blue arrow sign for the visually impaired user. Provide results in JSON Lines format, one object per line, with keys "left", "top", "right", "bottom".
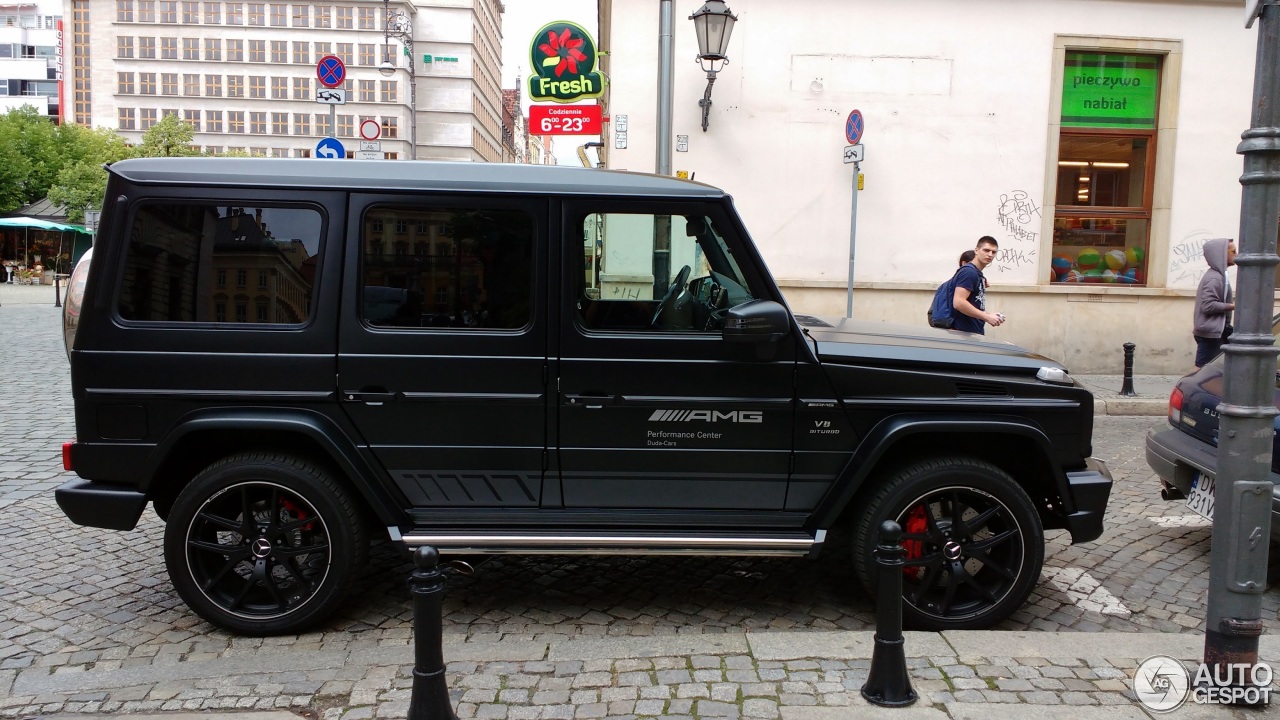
{"left": 315, "top": 137, "right": 345, "bottom": 159}
{"left": 316, "top": 55, "right": 346, "bottom": 88}
{"left": 845, "top": 110, "right": 864, "bottom": 146}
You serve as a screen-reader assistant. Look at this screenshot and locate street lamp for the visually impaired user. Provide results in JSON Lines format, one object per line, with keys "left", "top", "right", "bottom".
{"left": 689, "top": 0, "right": 737, "bottom": 132}
{"left": 380, "top": 0, "right": 416, "bottom": 160}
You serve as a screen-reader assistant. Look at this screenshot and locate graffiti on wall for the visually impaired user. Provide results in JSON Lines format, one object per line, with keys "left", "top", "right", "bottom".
{"left": 993, "top": 190, "right": 1041, "bottom": 274}
{"left": 1169, "top": 230, "right": 1217, "bottom": 286}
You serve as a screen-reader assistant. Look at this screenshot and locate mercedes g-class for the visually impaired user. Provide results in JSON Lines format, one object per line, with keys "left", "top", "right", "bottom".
{"left": 58, "top": 157, "right": 1112, "bottom": 636}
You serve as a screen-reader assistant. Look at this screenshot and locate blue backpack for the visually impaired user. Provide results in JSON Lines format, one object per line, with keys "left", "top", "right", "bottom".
{"left": 927, "top": 268, "right": 963, "bottom": 329}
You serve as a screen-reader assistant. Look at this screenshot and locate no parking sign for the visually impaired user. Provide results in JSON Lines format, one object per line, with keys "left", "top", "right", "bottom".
{"left": 845, "top": 109, "right": 864, "bottom": 145}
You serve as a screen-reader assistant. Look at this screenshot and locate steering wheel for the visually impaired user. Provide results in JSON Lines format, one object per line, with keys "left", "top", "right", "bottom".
{"left": 651, "top": 265, "right": 691, "bottom": 327}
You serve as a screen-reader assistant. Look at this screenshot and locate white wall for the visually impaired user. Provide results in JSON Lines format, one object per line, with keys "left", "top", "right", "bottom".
{"left": 605, "top": 0, "right": 1253, "bottom": 293}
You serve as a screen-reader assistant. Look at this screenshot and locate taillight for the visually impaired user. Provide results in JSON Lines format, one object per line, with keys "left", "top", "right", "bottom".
{"left": 62, "top": 441, "right": 74, "bottom": 472}
{"left": 1169, "top": 387, "right": 1183, "bottom": 423}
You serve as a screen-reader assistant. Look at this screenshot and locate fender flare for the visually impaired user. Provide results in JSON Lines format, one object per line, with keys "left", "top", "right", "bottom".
{"left": 142, "top": 407, "right": 404, "bottom": 524}
{"left": 807, "top": 413, "right": 1070, "bottom": 531}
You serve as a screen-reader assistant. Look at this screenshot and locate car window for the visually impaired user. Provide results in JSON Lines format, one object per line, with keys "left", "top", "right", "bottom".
{"left": 577, "top": 211, "right": 757, "bottom": 332}
{"left": 358, "top": 205, "right": 533, "bottom": 329}
{"left": 118, "top": 202, "right": 322, "bottom": 324}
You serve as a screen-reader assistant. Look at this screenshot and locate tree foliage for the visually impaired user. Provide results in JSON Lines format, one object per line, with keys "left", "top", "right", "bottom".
{"left": 137, "top": 114, "right": 199, "bottom": 157}
{"left": 0, "top": 106, "right": 137, "bottom": 216}
{"left": 0, "top": 106, "right": 62, "bottom": 211}
{"left": 47, "top": 163, "right": 108, "bottom": 225}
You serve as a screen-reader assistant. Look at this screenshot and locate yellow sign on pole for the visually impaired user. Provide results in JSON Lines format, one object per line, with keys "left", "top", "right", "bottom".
{"left": 857, "top": 173, "right": 865, "bottom": 191}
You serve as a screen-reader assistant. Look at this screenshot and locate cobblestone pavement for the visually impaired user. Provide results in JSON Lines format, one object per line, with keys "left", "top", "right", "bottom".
{"left": 3, "top": 301, "right": 1280, "bottom": 718}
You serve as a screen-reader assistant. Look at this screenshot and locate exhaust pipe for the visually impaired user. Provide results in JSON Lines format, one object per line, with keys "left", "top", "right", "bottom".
{"left": 1161, "top": 484, "right": 1186, "bottom": 501}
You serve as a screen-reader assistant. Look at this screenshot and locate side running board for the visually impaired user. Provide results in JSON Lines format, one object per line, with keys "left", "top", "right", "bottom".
{"left": 391, "top": 528, "right": 825, "bottom": 557}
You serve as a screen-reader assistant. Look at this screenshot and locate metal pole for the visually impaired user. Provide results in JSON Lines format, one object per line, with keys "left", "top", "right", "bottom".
{"left": 407, "top": 546, "right": 457, "bottom": 720}
{"left": 1119, "top": 342, "right": 1136, "bottom": 396}
{"left": 846, "top": 163, "right": 860, "bottom": 317}
{"left": 861, "top": 520, "right": 917, "bottom": 707}
{"left": 407, "top": 50, "right": 416, "bottom": 160}
{"left": 656, "top": 0, "right": 674, "bottom": 175}
{"left": 1203, "top": 0, "right": 1280, "bottom": 691}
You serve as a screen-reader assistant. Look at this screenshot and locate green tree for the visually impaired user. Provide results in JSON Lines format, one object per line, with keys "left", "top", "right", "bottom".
{"left": 137, "top": 114, "right": 199, "bottom": 157}
{"left": 45, "top": 125, "right": 135, "bottom": 222}
{"left": 0, "top": 106, "right": 61, "bottom": 211}
{"left": 59, "top": 124, "right": 133, "bottom": 166}
{"left": 47, "top": 162, "right": 108, "bottom": 225}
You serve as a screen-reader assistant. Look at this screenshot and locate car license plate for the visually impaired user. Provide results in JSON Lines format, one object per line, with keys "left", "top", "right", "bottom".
{"left": 1186, "top": 472, "right": 1215, "bottom": 521}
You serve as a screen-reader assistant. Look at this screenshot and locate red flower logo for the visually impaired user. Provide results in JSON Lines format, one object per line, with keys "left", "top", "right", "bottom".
{"left": 538, "top": 28, "right": 587, "bottom": 77}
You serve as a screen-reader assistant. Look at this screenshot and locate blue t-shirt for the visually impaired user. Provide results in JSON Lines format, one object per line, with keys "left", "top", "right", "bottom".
{"left": 951, "top": 264, "right": 986, "bottom": 334}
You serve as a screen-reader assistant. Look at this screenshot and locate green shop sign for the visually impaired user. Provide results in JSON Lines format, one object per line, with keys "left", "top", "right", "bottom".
{"left": 528, "top": 21, "right": 605, "bottom": 103}
{"left": 1062, "top": 52, "right": 1158, "bottom": 129}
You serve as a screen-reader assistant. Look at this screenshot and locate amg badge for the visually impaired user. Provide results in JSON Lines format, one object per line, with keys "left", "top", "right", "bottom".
{"left": 648, "top": 409, "right": 763, "bottom": 423}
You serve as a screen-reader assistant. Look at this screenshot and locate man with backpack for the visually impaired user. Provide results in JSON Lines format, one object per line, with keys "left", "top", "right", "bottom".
{"left": 928, "top": 236, "right": 1005, "bottom": 334}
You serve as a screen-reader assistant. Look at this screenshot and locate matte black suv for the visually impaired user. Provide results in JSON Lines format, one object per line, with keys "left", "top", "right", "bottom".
{"left": 58, "top": 157, "right": 1112, "bottom": 636}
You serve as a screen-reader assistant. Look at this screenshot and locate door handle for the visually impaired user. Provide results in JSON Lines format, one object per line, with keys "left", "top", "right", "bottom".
{"left": 564, "top": 393, "right": 614, "bottom": 409}
{"left": 343, "top": 389, "right": 399, "bottom": 405}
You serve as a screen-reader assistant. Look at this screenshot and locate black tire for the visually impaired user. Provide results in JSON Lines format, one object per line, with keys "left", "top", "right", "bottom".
{"left": 163, "top": 453, "right": 366, "bottom": 636}
{"left": 852, "top": 456, "right": 1043, "bottom": 631}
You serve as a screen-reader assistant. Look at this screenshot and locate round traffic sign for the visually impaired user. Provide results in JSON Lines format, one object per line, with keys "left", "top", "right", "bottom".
{"left": 316, "top": 55, "right": 346, "bottom": 88}
{"left": 845, "top": 110, "right": 864, "bottom": 145}
{"left": 359, "top": 119, "right": 381, "bottom": 141}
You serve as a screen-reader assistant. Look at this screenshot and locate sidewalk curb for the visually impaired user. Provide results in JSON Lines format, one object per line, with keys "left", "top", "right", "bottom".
{"left": 1093, "top": 397, "right": 1167, "bottom": 416}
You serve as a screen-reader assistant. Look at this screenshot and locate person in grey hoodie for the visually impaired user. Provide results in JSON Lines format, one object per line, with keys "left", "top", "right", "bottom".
{"left": 1192, "top": 237, "right": 1237, "bottom": 368}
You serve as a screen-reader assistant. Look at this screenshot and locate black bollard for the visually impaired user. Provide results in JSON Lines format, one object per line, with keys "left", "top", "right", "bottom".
{"left": 407, "top": 546, "right": 458, "bottom": 720}
{"left": 861, "top": 520, "right": 918, "bottom": 707}
{"left": 1119, "top": 342, "right": 1136, "bottom": 396}
{"left": 54, "top": 272, "right": 62, "bottom": 308}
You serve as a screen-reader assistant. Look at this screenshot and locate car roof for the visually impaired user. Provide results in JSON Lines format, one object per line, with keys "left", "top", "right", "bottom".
{"left": 108, "top": 157, "right": 727, "bottom": 199}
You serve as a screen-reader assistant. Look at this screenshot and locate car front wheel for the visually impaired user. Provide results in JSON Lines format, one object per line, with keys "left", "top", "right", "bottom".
{"left": 163, "top": 453, "right": 365, "bottom": 636}
{"left": 853, "top": 456, "right": 1043, "bottom": 631}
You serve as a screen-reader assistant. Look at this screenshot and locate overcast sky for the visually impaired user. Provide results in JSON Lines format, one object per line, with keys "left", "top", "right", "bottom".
{"left": 500, "top": 0, "right": 601, "bottom": 164}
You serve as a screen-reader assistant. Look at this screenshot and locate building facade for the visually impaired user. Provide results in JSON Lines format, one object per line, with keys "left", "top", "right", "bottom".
{"left": 601, "top": 0, "right": 1259, "bottom": 373}
{"left": 63, "top": 0, "right": 503, "bottom": 161}
{"left": 0, "top": 2, "right": 63, "bottom": 118}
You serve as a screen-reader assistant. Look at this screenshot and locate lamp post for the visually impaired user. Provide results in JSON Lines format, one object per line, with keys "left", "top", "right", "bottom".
{"left": 689, "top": 0, "right": 737, "bottom": 132}
{"left": 380, "top": 0, "right": 416, "bottom": 160}
{"left": 1201, "top": 0, "right": 1280, "bottom": 688}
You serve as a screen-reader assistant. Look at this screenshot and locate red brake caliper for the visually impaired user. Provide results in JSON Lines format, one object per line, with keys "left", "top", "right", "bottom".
{"left": 902, "top": 505, "right": 928, "bottom": 581}
{"left": 280, "top": 498, "right": 313, "bottom": 531}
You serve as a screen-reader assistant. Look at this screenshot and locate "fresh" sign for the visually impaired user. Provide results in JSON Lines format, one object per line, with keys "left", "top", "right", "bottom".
{"left": 528, "top": 21, "right": 605, "bottom": 103}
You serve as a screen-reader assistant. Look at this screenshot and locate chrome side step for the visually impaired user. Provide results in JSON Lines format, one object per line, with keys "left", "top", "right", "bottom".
{"left": 391, "top": 528, "right": 825, "bottom": 557}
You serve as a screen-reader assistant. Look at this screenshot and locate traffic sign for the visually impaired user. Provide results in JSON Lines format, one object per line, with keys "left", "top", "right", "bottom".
{"left": 355, "top": 150, "right": 382, "bottom": 160}
{"left": 315, "top": 137, "right": 345, "bottom": 159}
{"left": 843, "top": 144, "right": 864, "bottom": 164}
{"left": 359, "top": 140, "right": 382, "bottom": 152}
{"left": 316, "top": 55, "right": 346, "bottom": 88}
{"left": 315, "top": 88, "right": 346, "bottom": 104}
{"left": 359, "top": 119, "right": 381, "bottom": 141}
{"left": 845, "top": 110, "right": 864, "bottom": 145}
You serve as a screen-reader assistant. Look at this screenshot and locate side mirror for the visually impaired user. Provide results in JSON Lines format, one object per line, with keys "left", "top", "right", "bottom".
{"left": 723, "top": 299, "right": 790, "bottom": 343}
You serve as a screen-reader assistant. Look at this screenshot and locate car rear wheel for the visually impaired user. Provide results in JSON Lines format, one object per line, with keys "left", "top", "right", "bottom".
{"left": 853, "top": 456, "right": 1043, "bottom": 630}
{"left": 163, "top": 453, "right": 365, "bottom": 636}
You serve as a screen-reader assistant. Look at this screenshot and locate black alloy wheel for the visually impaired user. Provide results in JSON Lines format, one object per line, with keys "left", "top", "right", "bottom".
{"left": 163, "top": 453, "right": 365, "bottom": 636}
{"left": 853, "top": 457, "right": 1043, "bottom": 631}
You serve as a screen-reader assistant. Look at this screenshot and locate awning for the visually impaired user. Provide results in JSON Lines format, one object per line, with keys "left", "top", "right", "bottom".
{"left": 0, "top": 216, "right": 85, "bottom": 232}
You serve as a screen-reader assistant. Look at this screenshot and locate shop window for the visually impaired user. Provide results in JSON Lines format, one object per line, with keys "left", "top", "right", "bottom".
{"left": 1051, "top": 52, "right": 1159, "bottom": 285}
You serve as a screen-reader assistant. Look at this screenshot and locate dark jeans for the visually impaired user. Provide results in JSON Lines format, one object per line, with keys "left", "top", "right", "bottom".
{"left": 1194, "top": 335, "right": 1224, "bottom": 368}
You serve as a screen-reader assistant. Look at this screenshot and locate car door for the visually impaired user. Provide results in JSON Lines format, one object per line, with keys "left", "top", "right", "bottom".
{"left": 337, "top": 192, "right": 549, "bottom": 512}
{"left": 556, "top": 199, "right": 796, "bottom": 510}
